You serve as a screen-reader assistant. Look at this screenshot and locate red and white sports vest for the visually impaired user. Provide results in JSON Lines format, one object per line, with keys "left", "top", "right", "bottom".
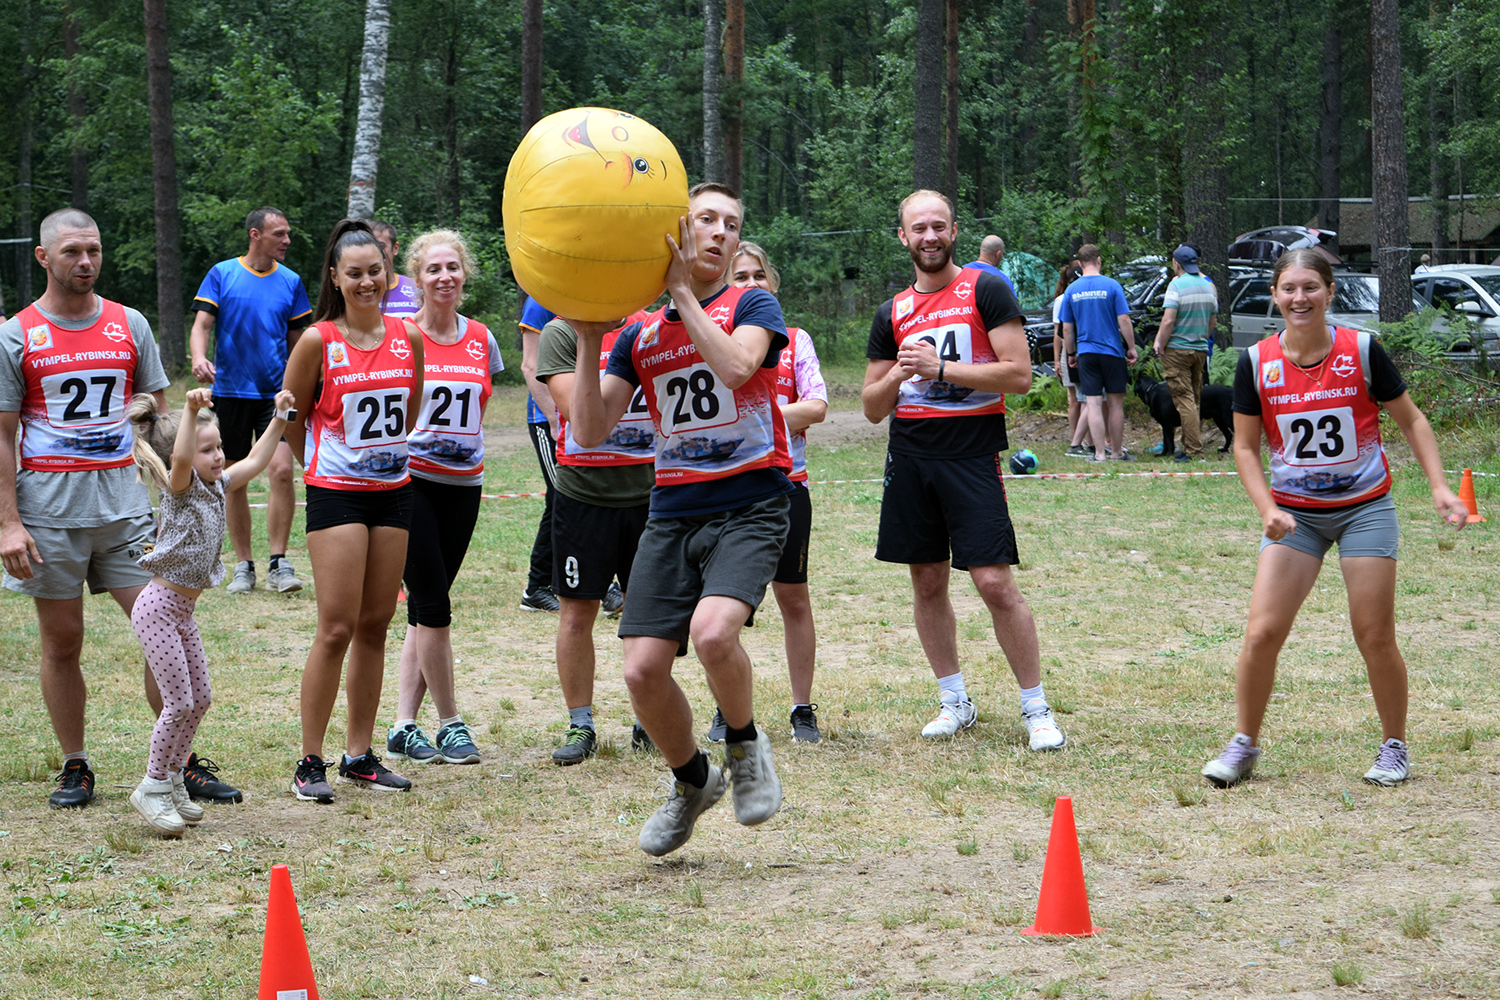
{"left": 630, "top": 288, "right": 790, "bottom": 485}
{"left": 774, "top": 327, "right": 809, "bottom": 482}
{"left": 16, "top": 299, "right": 138, "bottom": 471}
{"left": 557, "top": 311, "right": 655, "bottom": 468}
{"left": 304, "top": 317, "right": 417, "bottom": 491}
{"left": 890, "top": 269, "right": 1007, "bottom": 421}
{"left": 408, "top": 318, "right": 493, "bottom": 479}
{"left": 1250, "top": 326, "right": 1390, "bottom": 509}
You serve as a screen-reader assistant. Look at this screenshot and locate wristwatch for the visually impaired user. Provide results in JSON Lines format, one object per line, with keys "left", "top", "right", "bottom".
{"left": 276, "top": 406, "right": 297, "bottom": 423}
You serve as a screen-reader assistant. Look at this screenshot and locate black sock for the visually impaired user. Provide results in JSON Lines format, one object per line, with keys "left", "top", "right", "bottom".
{"left": 671, "top": 750, "right": 710, "bottom": 789}
{"left": 270, "top": 553, "right": 286, "bottom": 568}
{"left": 725, "top": 719, "right": 758, "bottom": 744}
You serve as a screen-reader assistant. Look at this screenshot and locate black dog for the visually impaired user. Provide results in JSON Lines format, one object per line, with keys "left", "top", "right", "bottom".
{"left": 1133, "top": 371, "right": 1235, "bottom": 456}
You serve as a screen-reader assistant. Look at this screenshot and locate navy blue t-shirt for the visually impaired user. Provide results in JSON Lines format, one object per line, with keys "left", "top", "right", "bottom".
{"left": 605, "top": 285, "right": 793, "bottom": 517}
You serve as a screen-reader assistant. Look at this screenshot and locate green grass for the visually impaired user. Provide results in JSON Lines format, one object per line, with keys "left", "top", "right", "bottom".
{"left": 0, "top": 382, "right": 1497, "bottom": 997}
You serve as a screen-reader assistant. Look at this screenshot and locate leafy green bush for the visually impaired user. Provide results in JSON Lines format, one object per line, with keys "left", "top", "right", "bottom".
{"left": 1010, "top": 374, "right": 1067, "bottom": 412}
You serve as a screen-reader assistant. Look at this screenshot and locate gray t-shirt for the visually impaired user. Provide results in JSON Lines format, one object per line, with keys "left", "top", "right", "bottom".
{"left": 0, "top": 300, "right": 171, "bottom": 528}
{"left": 535, "top": 317, "right": 654, "bottom": 507}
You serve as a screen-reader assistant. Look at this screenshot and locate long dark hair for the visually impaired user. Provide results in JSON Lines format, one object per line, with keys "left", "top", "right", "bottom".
{"left": 314, "top": 219, "right": 388, "bottom": 323}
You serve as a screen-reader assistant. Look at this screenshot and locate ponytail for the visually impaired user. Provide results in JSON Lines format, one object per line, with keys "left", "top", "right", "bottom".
{"left": 127, "top": 394, "right": 218, "bottom": 490}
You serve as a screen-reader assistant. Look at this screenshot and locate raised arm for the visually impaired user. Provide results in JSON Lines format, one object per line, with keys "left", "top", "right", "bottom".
{"left": 168, "top": 389, "right": 210, "bottom": 494}
{"left": 224, "top": 388, "right": 297, "bottom": 491}
{"left": 664, "top": 217, "right": 772, "bottom": 389}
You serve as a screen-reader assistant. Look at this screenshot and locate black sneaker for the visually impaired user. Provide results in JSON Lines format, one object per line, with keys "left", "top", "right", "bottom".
{"left": 551, "top": 725, "right": 598, "bottom": 765}
{"left": 337, "top": 749, "right": 411, "bottom": 791}
{"left": 49, "top": 757, "right": 95, "bottom": 809}
{"left": 601, "top": 582, "right": 625, "bottom": 618}
{"left": 183, "top": 753, "right": 244, "bottom": 803}
{"left": 434, "top": 722, "right": 481, "bottom": 765}
{"left": 292, "top": 755, "right": 335, "bottom": 803}
{"left": 631, "top": 722, "right": 656, "bottom": 753}
{"left": 790, "top": 704, "right": 822, "bottom": 744}
{"left": 386, "top": 724, "right": 442, "bottom": 763}
{"left": 519, "top": 585, "right": 560, "bottom": 612}
{"left": 705, "top": 707, "right": 728, "bottom": 743}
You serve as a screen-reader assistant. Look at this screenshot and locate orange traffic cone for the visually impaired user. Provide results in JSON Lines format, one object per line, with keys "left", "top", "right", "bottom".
{"left": 1459, "top": 469, "right": 1486, "bottom": 524}
{"left": 258, "top": 864, "right": 320, "bottom": 1000}
{"left": 1020, "top": 796, "right": 1098, "bottom": 937}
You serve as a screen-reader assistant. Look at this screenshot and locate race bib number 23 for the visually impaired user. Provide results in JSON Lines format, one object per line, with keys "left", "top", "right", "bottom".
{"left": 1275, "top": 406, "right": 1355, "bottom": 466}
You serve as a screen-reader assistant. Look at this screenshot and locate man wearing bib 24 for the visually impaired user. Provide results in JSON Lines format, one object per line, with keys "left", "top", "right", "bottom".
{"left": 566, "top": 183, "right": 791, "bottom": 856}
{"left": 863, "top": 190, "right": 1065, "bottom": 752}
{"left": 1202, "top": 248, "right": 1468, "bottom": 789}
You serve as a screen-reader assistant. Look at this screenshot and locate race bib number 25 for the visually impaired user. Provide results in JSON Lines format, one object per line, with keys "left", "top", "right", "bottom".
{"left": 342, "top": 388, "right": 410, "bottom": 447}
{"left": 1275, "top": 406, "right": 1355, "bottom": 466}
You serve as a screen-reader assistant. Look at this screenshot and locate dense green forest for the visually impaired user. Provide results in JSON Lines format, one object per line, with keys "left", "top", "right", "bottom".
{"left": 0, "top": 0, "right": 1496, "bottom": 366}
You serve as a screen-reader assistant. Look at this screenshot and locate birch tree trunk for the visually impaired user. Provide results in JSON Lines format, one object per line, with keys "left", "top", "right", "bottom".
{"left": 144, "top": 0, "right": 184, "bottom": 370}
{"left": 346, "top": 0, "right": 391, "bottom": 220}
{"left": 913, "top": 0, "right": 942, "bottom": 192}
{"left": 1370, "top": 0, "right": 1411, "bottom": 323}
{"left": 702, "top": 0, "right": 723, "bottom": 184}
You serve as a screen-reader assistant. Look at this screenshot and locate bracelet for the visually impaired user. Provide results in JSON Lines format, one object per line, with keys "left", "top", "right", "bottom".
{"left": 938, "top": 359, "right": 946, "bottom": 382}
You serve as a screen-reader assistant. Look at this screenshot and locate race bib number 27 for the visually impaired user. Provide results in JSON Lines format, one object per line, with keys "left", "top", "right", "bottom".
{"left": 40, "top": 368, "right": 126, "bottom": 427}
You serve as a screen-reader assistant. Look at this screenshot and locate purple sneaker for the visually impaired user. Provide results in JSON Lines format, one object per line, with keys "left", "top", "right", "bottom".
{"left": 1202, "top": 734, "right": 1260, "bottom": 788}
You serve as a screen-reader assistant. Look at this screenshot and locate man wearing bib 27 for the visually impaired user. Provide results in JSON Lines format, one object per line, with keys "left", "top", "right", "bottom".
{"left": 863, "top": 190, "right": 1065, "bottom": 752}
{"left": 1202, "top": 248, "right": 1468, "bottom": 789}
{"left": 566, "top": 183, "right": 791, "bottom": 856}
{"left": 0, "top": 209, "right": 175, "bottom": 808}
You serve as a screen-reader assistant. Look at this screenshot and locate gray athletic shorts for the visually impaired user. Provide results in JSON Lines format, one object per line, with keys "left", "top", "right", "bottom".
{"left": 619, "top": 494, "right": 790, "bottom": 654}
{"left": 2, "top": 514, "right": 155, "bottom": 600}
{"left": 1261, "top": 494, "right": 1398, "bottom": 561}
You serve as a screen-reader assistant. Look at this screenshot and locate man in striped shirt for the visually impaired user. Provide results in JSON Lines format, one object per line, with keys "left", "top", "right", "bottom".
{"left": 1152, "top": 244, "right": 1219, "bottom": 462}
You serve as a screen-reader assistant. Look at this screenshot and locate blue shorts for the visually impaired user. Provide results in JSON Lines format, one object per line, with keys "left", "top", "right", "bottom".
{"left": 1261, "top": 494, "right": 1399, "bottom": 561}
{"left": 1077, "top": 353, "right": 1128, "bottom": 397}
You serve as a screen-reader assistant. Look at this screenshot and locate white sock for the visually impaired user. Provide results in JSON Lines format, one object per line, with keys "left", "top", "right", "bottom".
{"left": 394, "top": 718, "right": 418, "bottom": 732}
{"left": 438, "top": 715, "right": 463, "bottom": 729}
{"left": 937, "top": 672, "right": 967, "bottom": 701}
{"left": 1020, "top": 683, "right": 1047, "bottom": 715}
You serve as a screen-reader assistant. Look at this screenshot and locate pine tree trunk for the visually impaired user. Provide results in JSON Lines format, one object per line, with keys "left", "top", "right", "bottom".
{"left": 1182, "top": 6, "right": 1229, "bottom": 340}
{"left": 1318, "top": 5, "right": 1341, "bottom": 250}
{"left": 16, "top": 100, "right": 32, "bottom": 309}
{"left": 724, "top": 0, "right": 744, "bottom": 194}
{"left": 1371, "top": 0, "right": 1410, "bottom": 323}
{"left": 943, "top": 0, "right": 959, "bottom": 202}
{"left": 144, "top": 0, "right": 184, "bottom": 370}
{"left": 913, "top": 0, "right": 942, "bottom": 192}
{"left": 702, "top": 0, "right": 723, "bottom": 183}
{"left": 520, "top": 0, "right": 542, "bottom": 133}
{"left": 1428, "top": 0, "right": 1450, "bottom": 264}
{"left": 66, "top": 4, "right": 87, "bottom": 211}
{"left": 444, "top": 17, "right": 461, "bottom": 218}
{"left": 346, "top": 0, "right": 391, "bottom": 220}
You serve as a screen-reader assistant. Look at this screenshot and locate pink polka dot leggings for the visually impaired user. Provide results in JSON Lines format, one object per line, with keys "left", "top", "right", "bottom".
{"left": 130, "top": 581, "right": 213, "bottom": 781}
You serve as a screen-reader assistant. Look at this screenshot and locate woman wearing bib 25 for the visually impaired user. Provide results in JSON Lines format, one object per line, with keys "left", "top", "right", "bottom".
{"left": 282, "top": 220, "right": 424, "bottom": 802}
{"left": 1204, "top": 249, "right": 1466, "bottom": 789}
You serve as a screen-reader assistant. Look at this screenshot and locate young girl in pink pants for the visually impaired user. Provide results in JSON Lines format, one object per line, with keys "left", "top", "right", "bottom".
{"left": 125, "top": 386, "right": 295, "bottom": 835}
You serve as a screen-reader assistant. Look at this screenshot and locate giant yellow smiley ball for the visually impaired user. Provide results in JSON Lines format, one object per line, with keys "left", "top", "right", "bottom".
{"left": 504, "top": 108, "right": 689, "bottom": 321}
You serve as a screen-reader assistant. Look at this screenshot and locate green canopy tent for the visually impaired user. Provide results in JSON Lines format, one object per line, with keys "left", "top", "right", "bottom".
{"left": 1000, "top": 251, "right": 1055, "bottom": 310}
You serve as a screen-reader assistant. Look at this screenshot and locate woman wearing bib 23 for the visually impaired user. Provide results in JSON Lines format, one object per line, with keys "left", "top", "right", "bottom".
{"left": 1203, "top": 249, "right": 1467, "bottom": 789}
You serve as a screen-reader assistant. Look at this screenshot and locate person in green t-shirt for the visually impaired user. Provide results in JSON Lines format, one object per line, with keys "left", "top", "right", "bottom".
{"left": 1153, "top": 244, "right": 1219, "bottom": 461}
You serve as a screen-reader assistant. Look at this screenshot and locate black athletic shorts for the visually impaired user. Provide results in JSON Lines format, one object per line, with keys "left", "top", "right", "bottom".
{"left": 1077, "top": 352, "right": 1129, "bottom": 397}
{"left": 305, "top": 482, "right": 413, "bottom": 533}
{"left": 772, "top": 485, "right": 812, "bottom": 585}
{"left": 619, "top": 494, "right": 790, "bottom": 655}
{"left": 552, "top": 490, "right": 649, "bottom": 601}
{"left": 875, "top": 451, "right": 1019, "bottom": 569}
{"left": 214, "top": 396, "right": 280, "bottom": 462}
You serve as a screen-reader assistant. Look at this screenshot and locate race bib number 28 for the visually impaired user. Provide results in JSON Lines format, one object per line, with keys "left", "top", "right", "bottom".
{"left": 1275, "top": 406, "right": 1355, "bottom": 466}
{"left": 651, "top": 363, "right": 735, "bottom": 434}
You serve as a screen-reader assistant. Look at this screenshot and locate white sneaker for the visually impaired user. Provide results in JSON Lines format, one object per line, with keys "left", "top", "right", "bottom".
{"left": 921, "top": 691, "right": 977, "bottom": 739}
{"left": 638, "top": 762, "right": 728, "bottom": 857}
{"left": 129, "top": 777, "right": 186, "bottom": 835}
{"left": 726, "top": 731, "right": 783, "bottom": 826}
{"left": 226, "top": 561, "right": 255, "bottom": 594}
{"left": 1023, "top": 706, "right": 1066, "bottom": 751}
{"left": 1363, "top": 738, "right": 1410, "bottom": 786}
{"left": 169, "top": 770, "right": 205, "bottom": 824}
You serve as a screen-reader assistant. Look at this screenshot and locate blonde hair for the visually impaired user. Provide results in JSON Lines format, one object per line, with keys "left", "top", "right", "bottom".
{"left": 127, "top": 394, "right": 216, "bottom": 490}
{"left": 404, "top": 229, "right": 478, "bottom": 306}
{"left": 731, "top": 242, "right": 781, "bottom": 294}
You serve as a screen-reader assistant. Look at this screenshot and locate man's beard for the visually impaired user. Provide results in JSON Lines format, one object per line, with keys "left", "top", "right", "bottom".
{"left": 909, "top": 241, "right": 952, "bottom": 274}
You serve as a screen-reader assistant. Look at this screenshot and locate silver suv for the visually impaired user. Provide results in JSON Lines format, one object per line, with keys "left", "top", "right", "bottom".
{"left": 1411, "top": 265, "right": 1500, "bottom": 358}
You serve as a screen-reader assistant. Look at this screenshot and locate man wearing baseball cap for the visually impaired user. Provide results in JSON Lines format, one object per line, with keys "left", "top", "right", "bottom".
{"left": 1152, "top": 244, "right": 1218, "bottom": 461}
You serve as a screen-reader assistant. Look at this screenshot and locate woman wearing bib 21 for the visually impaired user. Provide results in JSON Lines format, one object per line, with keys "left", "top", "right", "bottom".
{"left": 1203, "top": 248, "right": 1466, "bottom": 789}
{"left": 384, "top": 230, "right": 502, "bottom": 767}
{"left": 282, "top": 220, "right": 424, "bottom": 802}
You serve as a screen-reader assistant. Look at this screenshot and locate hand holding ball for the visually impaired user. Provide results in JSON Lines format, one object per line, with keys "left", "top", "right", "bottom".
{"left": 504, "top": 108, "right": 688, "bottom": 321}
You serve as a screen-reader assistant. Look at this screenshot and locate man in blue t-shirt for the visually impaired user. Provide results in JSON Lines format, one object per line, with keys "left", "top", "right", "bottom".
{"left": 1059, "top": 243, "right": 1137, "bottom": 461}
{"left": 961, "top": 234, "right": 1016, "bottom": 295}
{"left": 517, "top": 294, "right": 563, "bottom": 613}
{"left": 190, "top": 206, "right": 311, "bottom": 594}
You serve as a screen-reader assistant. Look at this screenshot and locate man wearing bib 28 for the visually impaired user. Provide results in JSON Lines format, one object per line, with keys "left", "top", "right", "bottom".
{"left": 1202, "top": 248, "right": 1467, "bottom": 789}
{"left": 863, "top": 190, "right": 1065, "bottom": 752}
{"left": 566, "top": 183, "right": 791, "bottom": 856}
